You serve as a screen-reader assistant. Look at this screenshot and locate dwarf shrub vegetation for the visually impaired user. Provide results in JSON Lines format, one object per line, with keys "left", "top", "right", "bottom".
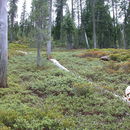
{"left": 0, "top": 47, "right": 130, "bottom": 129}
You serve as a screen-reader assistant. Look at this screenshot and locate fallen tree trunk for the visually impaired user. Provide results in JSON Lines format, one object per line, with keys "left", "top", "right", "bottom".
{"left": 50, "top": 59, "right": 69, "bottom": 72}
{"left": 101, "top": 89, "right": 130, "bottom": 105}
{"left": 49, "top": 58, "right": 130, "bottom": 105}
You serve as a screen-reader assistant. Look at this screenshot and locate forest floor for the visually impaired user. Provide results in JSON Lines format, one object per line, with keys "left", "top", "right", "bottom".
{"left": 0, "top": 44, "right": 130, "bottom": 129}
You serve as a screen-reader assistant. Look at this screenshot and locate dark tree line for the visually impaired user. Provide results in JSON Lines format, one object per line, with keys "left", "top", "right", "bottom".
{"left": 8, "top": 0, "right": 130, "bottom": 49}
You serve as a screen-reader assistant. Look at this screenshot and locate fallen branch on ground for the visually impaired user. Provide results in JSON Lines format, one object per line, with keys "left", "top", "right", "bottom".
{"left": 50, "top": 58, "right": 130, "bottom": 105}
{"left": 16, "top": 50, "right": 28, "bottom": 55}
{"left": 50, "top": 59, "right": 70, "bottom": 72}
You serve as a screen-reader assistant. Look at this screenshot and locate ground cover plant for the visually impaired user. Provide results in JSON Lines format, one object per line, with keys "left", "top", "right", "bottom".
{"left": 1, "top": 0, "right": 130, "bottom": 129}
{"left": 0, "top": 47, "right": 130, "bottom": 129}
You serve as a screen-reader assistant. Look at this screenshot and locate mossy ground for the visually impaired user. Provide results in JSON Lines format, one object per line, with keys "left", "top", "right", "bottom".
{"left": 0, "top": 46, "right": 130, "bottom": 129}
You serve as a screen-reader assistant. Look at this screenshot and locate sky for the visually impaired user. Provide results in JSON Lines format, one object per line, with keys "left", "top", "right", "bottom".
{"left": 17, "top": 0, "right": 72, "bottom": 22}
{"left": 17, "top": 0, "right": 124, "bottom": 23}
{"left": 17, "top": 0, "right": 32, "bottom": 22}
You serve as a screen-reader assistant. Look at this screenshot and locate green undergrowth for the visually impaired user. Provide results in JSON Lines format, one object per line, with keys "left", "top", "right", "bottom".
{"left": 75, "top": 48, "right": 130, "bottom": 62}
{"left": 0, "top": 47, "right": 130, "bottom": 129}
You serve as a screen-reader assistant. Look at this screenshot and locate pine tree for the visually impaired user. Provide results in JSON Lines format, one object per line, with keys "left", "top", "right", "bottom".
{"left": 31, "top": 0, "right": 48, "bottom": 67}
{"left": 63, "top": 10, "right": 75, "bottom": 49}
{"left": 20, "top": 0, "right": 27, "bottom": 37}
{"left": 54, "top": 0, "right": 67, "bottom": 41}
{"left": 125, "top": 1, "right": 130, "bottom": 48}
{"left": 8, "top": 0, "right": 18, "bottom": 42}
{"left": 92, "top": 0, "right": 97, "bottom": 48}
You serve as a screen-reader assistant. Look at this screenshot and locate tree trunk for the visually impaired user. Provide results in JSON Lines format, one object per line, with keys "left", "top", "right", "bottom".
{"left": 92, "top": 0, "right": 97, "bottom": 48}
{"left": 0, "top": 0, "right": 8, "bottom": 88}
{"left": 123, "top": 0, "right": 128, "bottom": 49}
{"left": 77, "top": 0, "right": 80, "bottom": 47}
{"left": 47, "top": 0, "right": 52, "bottom": 58}
{"left": 37, "top": 38, "right": 41, "bottom": 67}
{"left": 72, "top": 0, "right": 74, "bottom": 20}
{"left": 80, "top": 0, "right": 90, "bottom": 48}
{"left": 67, "top": 33, "right": 73, "bottom": 49}
{"left": 122, "top": 25, "right": 127, "bottom": 49}
{"left": 60, "top": 0, "right": 64, "bottom": 42}
{"left": 36, "top": 26, "right": 41, "bottom": 67}
{"left": 84, "top": 32, "right": 90, "bottom": 49}
{"left": 112, "top": 0, "right": 117, "bottom": 48}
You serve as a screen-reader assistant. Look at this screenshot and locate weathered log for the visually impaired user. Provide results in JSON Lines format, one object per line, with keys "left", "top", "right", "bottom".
{"left": 50, "top": 59, "right": 69, "bottom": 72}
{"left": 100, "top": 56, "right": 110, "bottom": 61}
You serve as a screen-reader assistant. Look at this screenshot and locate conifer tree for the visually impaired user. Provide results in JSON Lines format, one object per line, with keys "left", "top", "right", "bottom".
{"left": 31, "top": 0, "right": 48, "bottom": 67}
{"left": 8, "top": 0, "right": 18, "bottom": 42}
{"left": 20, "top": 0, "right": 27, "bottom": 37}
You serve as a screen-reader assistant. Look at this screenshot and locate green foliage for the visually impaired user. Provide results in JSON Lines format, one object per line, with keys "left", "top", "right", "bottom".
{"left": 72, "top": 82, "right": 94, "bottom": 97}
{"left": 110, "top": 53, "right": 130, "bottom": 62}
{"left": 53, "top": 0, "right": 67, "bottom": 41}
{"left": 62, "top": 12, "right": 75, "bottom": 34}
{"left": 7, "top": 0, "right": 130, "bottom": 49}
{"left": 9, "top": 43, "right": 28, "bottom": 50}
{"left": 76, "top": 49, "right": 130, "bottom": 62}
{"left": 75, "top": 50, "right": 109, "bottom": 58}
{"left": 1, "top": 48, "right": 130, "bottom": 129}
{"left": 9, "top": 43, "right": 28, "bottom": 57}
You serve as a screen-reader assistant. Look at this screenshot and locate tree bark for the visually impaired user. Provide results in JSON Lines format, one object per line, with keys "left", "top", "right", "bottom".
{"left": 77, "top": 0, "right": 80, "bottom": 47}
{"left": 112, "top": 0, "right": 117, "bottom": 48}
{"left": 122, "top": 25, "right": 127, "bottom": 49}
{"left": 79, "top": 0, "right": 90, "bottom": 48}
{"left": 60, "top": 0, "right": 64, "bottom": 41}
{"left": 67, "top": 33, "right": 73, "bottom": 49}
{"left": 47, "top": 0, "right": 52, "bottom": 58}
{"left": 92, "top": 0, "right": 97, "bottom": 48}
{"left": 72, "top": 0, "right": 74, "bottom": 20}
{"left": 36, "top": 24, "right": 41, "bottom": 67}
{"left": 37, "top": 36, "right": 41, "bottom": 67}
{"left": 123, "top": 0, "right": 128, "bottom": 49}
{"left": 84, "top": 32, "right": 90, "bottom": 49}
{"left": 0, "top": 0, "right": 8, "bottom": 88}
{"left": 50, "top": 59, "right": 69, "bottom": 72}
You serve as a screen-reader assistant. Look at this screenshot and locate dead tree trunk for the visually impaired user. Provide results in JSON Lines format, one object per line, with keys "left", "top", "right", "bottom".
{"left": 47, "top": 0, "right": 52, "bottom": 58}
{"left": 0, "top": 0, "right": 8, "bottom": 88}
{"left": 92, "top": 0, "right": 97, "bottom": 48}
{"left": 112, "top": 0, "right": 117, "bottom": 48}
{"left": 80, "top": 0, "right": 90, "bottom": 49}
{"left": 122, "top": 25, "right": 127, "bottom": 49}
{"left": 36, "top": 32, "right": 41, "bottom": 67}
{"left": 72, "top": 0, "right": 74, "bottom": 20}
{"left": 77, "top": 0, "right": 80, "bottom": 47}
{"left": 67, "top": 33, "right": 73, "bottom": 49}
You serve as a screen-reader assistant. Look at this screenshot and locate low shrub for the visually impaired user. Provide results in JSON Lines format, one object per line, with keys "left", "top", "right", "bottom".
{"left": 9, "top": 43, "right": 29, "bottom": 58}
{"left": 9, "top": 43, "right": 28, "bottom": 50}
{"left": 1, "top": 48, "right": 130, "bottom": 129}
{"left": 75, "top": 51, "right": 109, "bottom": 58}
{"left": 0, "top": 110, "right": 18, "bottom": 127}
{"left": 110, "top": 53, "right": 130, "bottom": 62}
{"left": 120, "top": 62, "right": 130, "bottom": 73}
{"left": 104, "top": 61, "right": 130, "bottom": 74}
{"left": 104, "top": 62, "right": 121, "bottom": 74}
{"left": 72, "top": 82, "right": 94, "bottom": 97}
